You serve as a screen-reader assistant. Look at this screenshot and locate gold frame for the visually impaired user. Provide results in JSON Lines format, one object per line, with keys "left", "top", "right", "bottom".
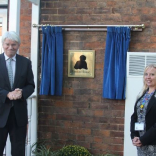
{"left": 68, "top": 50, "right": 95, "bottom": 78}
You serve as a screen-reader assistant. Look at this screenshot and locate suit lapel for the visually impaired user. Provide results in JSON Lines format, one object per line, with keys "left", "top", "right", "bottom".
{"left": 14, "top": 54, "right": 22, "bottom": 88}
{"left": 146, "top": 91, "right": 156, "bottom": 114}
{"left": 0, "top": 53, "right": 11, "bottom": 89}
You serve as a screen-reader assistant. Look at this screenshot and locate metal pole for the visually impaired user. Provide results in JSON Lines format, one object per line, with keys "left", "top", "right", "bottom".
{"left": 32, "top": 23, "right": 145, "bottom": 28}
{"left": 32, "top": 24, "right": 145, "bottom": 31}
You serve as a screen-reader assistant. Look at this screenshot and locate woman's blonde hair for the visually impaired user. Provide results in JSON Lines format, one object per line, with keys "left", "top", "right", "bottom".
{"left": 138, "top": 64, "right": 156, "bottom": 98}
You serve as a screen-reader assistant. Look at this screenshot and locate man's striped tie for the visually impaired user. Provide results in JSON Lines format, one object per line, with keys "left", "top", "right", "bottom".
{"left": 7, "top": 58, "right": 13, "bottom": 89}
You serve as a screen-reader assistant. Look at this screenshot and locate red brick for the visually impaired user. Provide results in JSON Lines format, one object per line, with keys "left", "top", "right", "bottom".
{"left": 76, "top": 8, "right": 92, "bottom": 14}
{"left": 94, "top": 110, "right": 104, "bottom": 117}
{"left": 112, "top": 110, "right": 124, "bottom": 118}
{"left": 81, "top": 122, "right": 100, "bottom": 129}
{"left": 112, "top": 7, "right": 131, "bottom": 14}
{"left": 93, "top": 8, "right": 111, "bottom": 14}
{"left": 110, "top": 138, "right": 124, "bottom": 145}
{"left": 95, "top": 63, "right": 103, "bottom": 69}
{"left": 77, "top": 135, "right": 85, "bottom": 141}
{"left": 85, "top": 42, "right": 105, "bottom": 49}
{"left": 107, "top": 1, "right": 116, "bottom": 7}
{"left": 54, "top": 101, "right": 73, "bottom": 107}
{"left": 63, "top": 88, "right": 74, "bottom": 95}
{"left": 110, "top": 103, "right": 125, "bottom": 111}
{"left": 20, "top": 16, "right": 31, "bottom": 21}
{"left": 58, "top": 8, "right": 76, "bottom": 14}
{"left": 91, "top": 143, "right": 108, "bottom": 150}
{"left": 77, "top": 109, "right": 94, "bottom": 116}
{"left": 109, "top": 118, "right": 124, "bottom": 124}
{"left": 41, "top": 9, "right": 57, "bottom": 14}
{"left": 91, "top": 103, "right": 109, "bottom": 110}
{"left": 132, "top": 8, "right": 156, "bottom": 15}
{"left": 141, "top": 15, "right": 156, "bottom": 22}
{"left": 108, "top": 144, "right": 123, "bottom": 152}
{"left": 100, "top": 124, "right": 118, "bottom": 131}
{"left": 93, "top": 136, "right": 103, "bottom": 143}
{"left": 45, "top": 2, "right": 54, "bottom": 8}
{"left": 150, "top": 36, "right": 156, "bottom": 42}
{"left": 54, "top": 1, "right": 77, "bottom": 8}
{"left": 72, "top": 128, "right": 91, "bottom": 135}
{"left": 119, "top": 125, "right": 124, "bottom": 131}
{"left": 92, "top": 130, "right": 110, "bottom": 137}
{"left": 110, "top": 131, "right": 124, "bottom": 138}
{"left": 66, "top": 15, "right": 83, "bottom": 21}
{"left": 64, "top": 121, "right": 82, "bottom": 128}
{"left": 20, "top": 0, "right": 31, "bottom": 57}
{"left": 122, "top": 15, "right": 141, "bottom": 22}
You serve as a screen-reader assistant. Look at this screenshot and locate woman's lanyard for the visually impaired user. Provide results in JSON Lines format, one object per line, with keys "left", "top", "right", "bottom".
{"left": 140, "top": 91, "right": 154, "bottom": 114}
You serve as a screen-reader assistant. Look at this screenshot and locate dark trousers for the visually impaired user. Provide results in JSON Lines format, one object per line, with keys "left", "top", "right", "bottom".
{"left": 0, "top": 107, "right": 27, "bottom": 156}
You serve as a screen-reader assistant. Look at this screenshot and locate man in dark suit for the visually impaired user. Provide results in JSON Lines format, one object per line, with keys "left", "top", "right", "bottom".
{"left": 0, "top": 31, "right": 35, "bottom": 156}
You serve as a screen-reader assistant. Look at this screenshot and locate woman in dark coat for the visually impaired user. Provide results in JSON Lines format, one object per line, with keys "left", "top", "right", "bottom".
{"left": 130, "top": 64, "right": 156, "bottom": 156}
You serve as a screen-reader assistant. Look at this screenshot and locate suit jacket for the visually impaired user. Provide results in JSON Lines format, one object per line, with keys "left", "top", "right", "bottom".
{"left": 0, "top": 53, "right": 35, "bottom": 128}
{"left": 130, "top": 90, "right": 156, "bottom": 145}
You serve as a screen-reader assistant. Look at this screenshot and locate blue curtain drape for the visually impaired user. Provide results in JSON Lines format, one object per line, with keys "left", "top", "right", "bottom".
{"left": 103, "top": 27, "right": 131, "bottom": 99}
{"left": 40, "top": 26, "right": 63, "bottom": 95}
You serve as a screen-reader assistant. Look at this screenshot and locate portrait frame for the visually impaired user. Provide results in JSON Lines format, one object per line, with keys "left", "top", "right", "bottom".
{"left": 68, "top": 50, "right": 95, "bottom": 78}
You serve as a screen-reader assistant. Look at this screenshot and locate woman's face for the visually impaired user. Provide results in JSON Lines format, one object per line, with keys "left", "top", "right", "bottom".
{"left": 144, "top": 67, "right": 156, "bottom": 88}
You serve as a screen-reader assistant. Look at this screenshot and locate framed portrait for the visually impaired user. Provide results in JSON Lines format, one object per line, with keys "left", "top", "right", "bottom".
{"left": 68, "top": 50, "right": 95, "bottom": 78}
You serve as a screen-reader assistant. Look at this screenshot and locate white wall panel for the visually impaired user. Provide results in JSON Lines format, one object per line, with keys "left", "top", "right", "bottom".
{"left": 124, "top": 52, "right": 156, "bottom": 156}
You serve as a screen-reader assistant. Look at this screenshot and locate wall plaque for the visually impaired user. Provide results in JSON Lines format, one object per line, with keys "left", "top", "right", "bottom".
{"left": 68, "top": 50, "right": 95, "bottom": 78}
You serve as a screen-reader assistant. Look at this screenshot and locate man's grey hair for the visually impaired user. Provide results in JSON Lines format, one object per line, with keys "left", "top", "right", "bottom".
{"left": 1, "top": 31, "right": 21, "bottom": 44}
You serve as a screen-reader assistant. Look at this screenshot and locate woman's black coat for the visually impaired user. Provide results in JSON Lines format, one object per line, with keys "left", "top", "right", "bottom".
{"left": 130, "top": 90, "right": 156, "bottom": 145}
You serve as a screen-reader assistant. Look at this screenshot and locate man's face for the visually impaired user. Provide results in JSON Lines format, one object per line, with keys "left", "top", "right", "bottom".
{"left": 2, "top": 38, "right": 20, "bottom": 58}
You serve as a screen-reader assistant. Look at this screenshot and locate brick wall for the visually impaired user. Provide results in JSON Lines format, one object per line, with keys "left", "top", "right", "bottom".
{"left": 19, "top": 0, "right": 32, "bottom": 58}
{"left": 39, "top": 1, "right": 156, "bottom": 155}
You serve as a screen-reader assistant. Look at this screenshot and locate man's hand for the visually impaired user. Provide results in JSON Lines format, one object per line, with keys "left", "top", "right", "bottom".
{"left": 7, "top": 88, "right": 22, "bottom": 100}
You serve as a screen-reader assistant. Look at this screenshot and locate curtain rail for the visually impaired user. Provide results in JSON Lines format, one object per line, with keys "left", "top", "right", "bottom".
{"left": 32, "top": 24, "right": 145, "bottom": 32}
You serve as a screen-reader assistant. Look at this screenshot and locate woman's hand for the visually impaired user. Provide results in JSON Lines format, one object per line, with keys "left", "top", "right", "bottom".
{"left": 132, "top": 137, "right": 142, "bottom": 147}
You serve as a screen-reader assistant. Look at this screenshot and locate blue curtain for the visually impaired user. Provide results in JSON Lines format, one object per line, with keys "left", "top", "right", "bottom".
{"left": 40, "top": 26, "right": 63, "bottom": 95}
{"left": 103, "top": 27, "right": 131, "bottom": 99}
